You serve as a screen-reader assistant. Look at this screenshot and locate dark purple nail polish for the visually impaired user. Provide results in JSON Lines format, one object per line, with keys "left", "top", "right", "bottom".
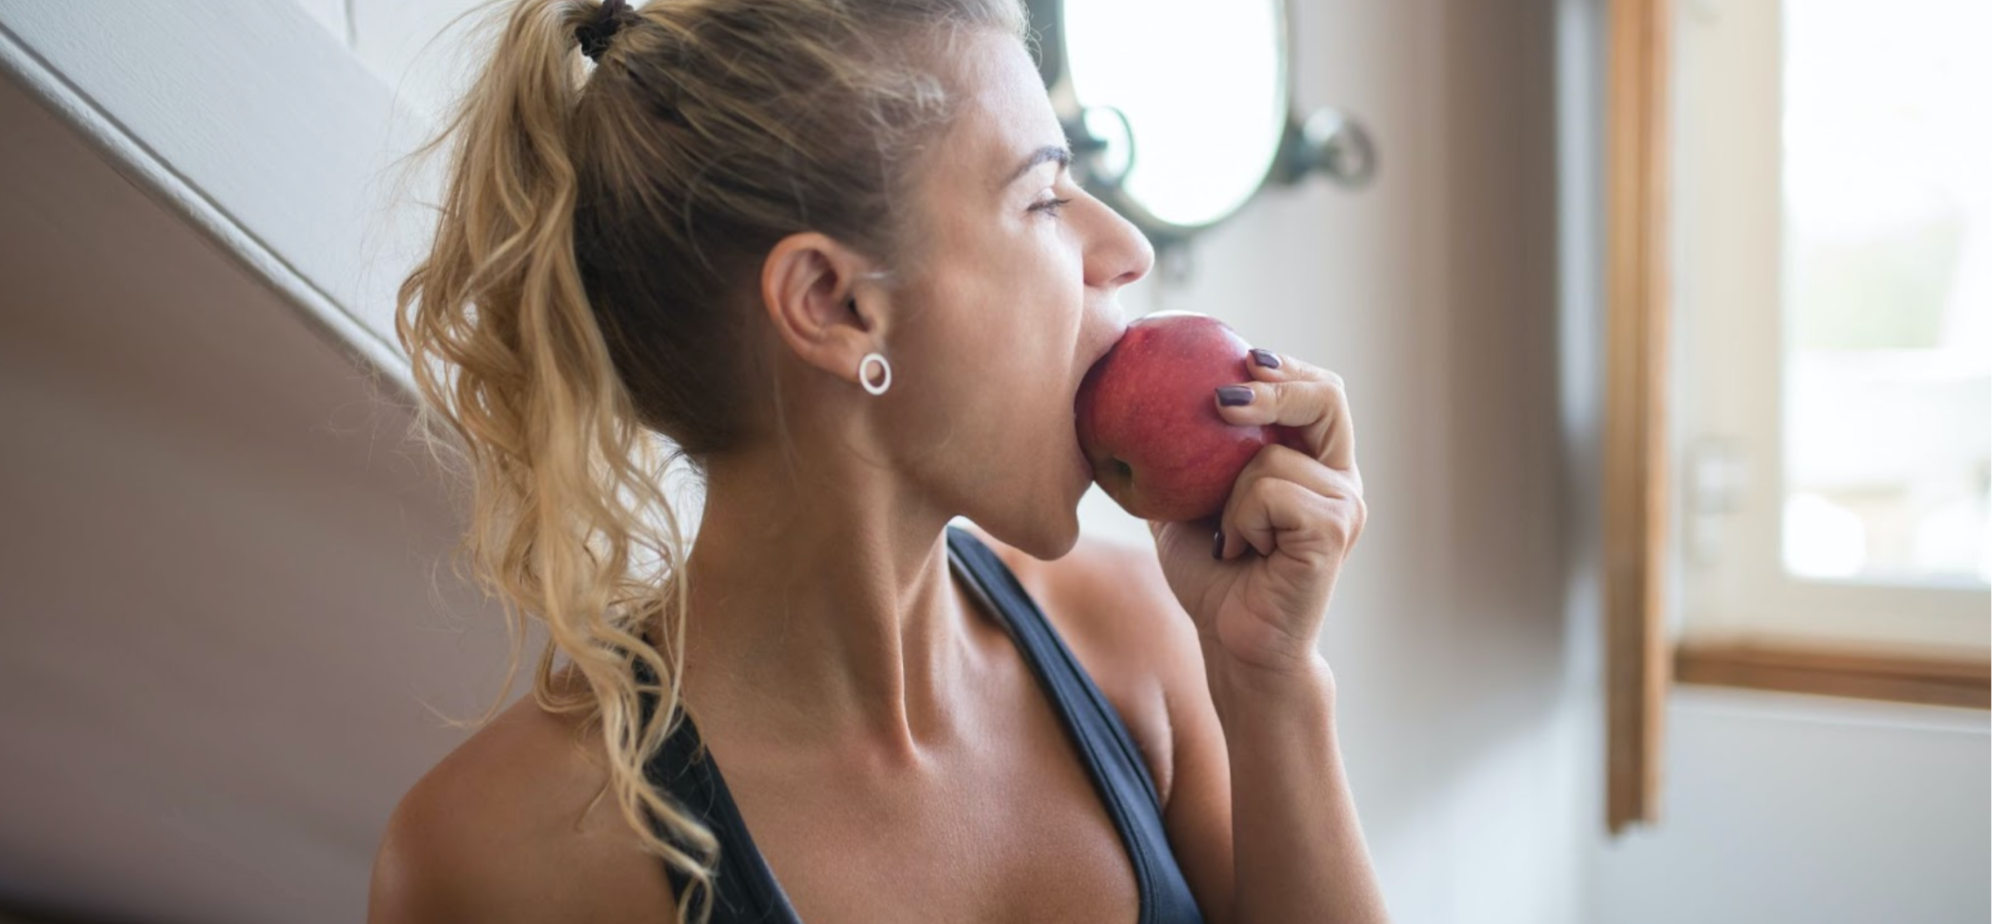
{"left": 1212, "top": 529, "right": 1225, "bottom": 560}
{"left": 1216, "top": 385, "right": 1254, "bottom": 407}
{"left": 1249, "top": 348, "right": 1282, "bottom": 369}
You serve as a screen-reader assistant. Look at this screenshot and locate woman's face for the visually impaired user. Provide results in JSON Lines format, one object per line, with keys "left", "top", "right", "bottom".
{"left": 880, "top": 29, "right": 1155, "bottom": 559}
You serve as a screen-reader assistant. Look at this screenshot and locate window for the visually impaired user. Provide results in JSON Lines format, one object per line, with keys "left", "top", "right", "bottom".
{"left": 1604, "top": 0, "right": 1989, "bottom": 835}
{"left": 1671, "top": 0, "right": 1989, "bottom": 659}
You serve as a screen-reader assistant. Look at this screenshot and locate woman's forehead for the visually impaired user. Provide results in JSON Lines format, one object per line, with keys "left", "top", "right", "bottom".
{"left": 940, "top": 33, "right": 1065, "bottom": 192}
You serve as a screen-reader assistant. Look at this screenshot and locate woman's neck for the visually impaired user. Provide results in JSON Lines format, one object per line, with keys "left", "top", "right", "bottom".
{"left": 671, "top": 450, "right": 987, "bottom": 763}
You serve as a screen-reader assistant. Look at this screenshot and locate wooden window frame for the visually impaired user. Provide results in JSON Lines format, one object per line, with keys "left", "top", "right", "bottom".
{"left": 1605, "top": 0, "right": 1991, "bottom": 837}
{"left": 1604, "top": 0, "right": 1674, "bottom": 836}
{"left": 1675, "top": 637, "right": 1990, "bottom": 712}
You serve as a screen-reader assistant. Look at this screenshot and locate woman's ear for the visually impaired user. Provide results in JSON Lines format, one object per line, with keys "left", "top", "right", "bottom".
{"left": 759, "top": 231, "right": 882, "bottom": 386}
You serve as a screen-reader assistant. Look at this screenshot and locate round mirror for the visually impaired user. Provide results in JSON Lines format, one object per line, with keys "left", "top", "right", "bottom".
{"left": 1030, "top": 0, "right": 1292, "bottom": 245}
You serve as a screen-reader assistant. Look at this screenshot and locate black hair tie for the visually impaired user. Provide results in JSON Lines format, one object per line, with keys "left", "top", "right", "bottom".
{"left": 576, "top": 0, "right": 632, "bottom": 63}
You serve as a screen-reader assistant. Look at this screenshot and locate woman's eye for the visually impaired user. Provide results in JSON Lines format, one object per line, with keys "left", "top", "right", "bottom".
{"left": 1029, "top": 196, "right": 1074, "bottom": 218}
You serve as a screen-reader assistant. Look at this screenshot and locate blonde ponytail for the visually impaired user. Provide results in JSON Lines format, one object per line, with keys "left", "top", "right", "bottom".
{"left": 396, "top": 1, "right": 716, "bottom": 918}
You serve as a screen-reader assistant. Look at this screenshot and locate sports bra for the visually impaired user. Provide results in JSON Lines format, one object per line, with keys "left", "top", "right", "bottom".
{"left": 634, "top": 524, "right": 1208, "bottom": 923}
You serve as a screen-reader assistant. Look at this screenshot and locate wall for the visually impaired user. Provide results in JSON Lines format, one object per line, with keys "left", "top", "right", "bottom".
{"left": 0, "top": 75, "right": 527, "bottom": 923}
{"left": 1593, "top": 688, "right": 1990, "bottom": 924}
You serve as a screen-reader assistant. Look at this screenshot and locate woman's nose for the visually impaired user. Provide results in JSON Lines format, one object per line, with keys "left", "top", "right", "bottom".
{"left": 1085, "top": 200, "right": 1156, "bottom": 292}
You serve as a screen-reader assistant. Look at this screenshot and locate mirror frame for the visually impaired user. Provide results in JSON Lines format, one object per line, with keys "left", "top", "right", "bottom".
{"left": 1025, "top": 0, "right": 1297, "bottom": 250}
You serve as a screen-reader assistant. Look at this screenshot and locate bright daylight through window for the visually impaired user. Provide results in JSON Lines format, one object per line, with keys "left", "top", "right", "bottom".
{"left": 1779, "top": 0, "right": 1990, "bottom": 587}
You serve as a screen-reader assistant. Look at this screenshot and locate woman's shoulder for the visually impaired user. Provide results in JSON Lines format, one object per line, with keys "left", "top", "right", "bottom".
{"left": 367, "top": 678, "right": 676, "bottom": 923}
{"left": 960, "top": 522, "right": 1209, "bottom": 807}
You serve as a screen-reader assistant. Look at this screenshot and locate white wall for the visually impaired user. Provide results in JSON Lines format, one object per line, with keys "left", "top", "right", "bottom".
{"left": 1594, "top": 688, "right": 1991, "bottom": 924}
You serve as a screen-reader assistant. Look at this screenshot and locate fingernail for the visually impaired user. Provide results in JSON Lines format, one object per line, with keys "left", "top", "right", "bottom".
{"left": 1216, "top": 385, "right": 1254, "bottom": 407}
{"left": 1212, "top": 529, "right": 1225, "bottom": 559}
{"left": 1249, "top": 348, "right": 1282, "bottom": 369}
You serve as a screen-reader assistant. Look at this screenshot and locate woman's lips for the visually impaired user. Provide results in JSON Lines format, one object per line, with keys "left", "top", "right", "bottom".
{"left": 1071, "top": 437, "right": 1094, "bottom": 490}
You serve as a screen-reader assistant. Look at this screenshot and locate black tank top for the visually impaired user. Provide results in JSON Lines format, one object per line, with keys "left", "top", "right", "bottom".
{"left": 633, "top": 524, "right": 1208, "bottom": 924}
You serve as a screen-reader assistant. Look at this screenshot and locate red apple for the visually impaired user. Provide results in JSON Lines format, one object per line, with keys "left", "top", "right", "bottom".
{"left": 1075, "top": 312, "right": 1304, "bottom": 522}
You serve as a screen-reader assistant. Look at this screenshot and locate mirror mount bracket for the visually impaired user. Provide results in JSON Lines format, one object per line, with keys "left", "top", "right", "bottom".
{"left": 1269, "top": 106, "right": 1379, "bottom": 189}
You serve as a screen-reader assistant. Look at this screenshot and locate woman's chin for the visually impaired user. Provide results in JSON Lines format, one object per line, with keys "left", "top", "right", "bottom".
{"left": 969, "top": 509, "right": 1079, "bottom": 562}
{"left": 1025, "top": 510, "right": 1085, "bottom": 561}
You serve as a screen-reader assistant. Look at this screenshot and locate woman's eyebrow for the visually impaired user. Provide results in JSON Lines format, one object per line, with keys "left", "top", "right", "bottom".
{"left": 1003, "top": 144, "right": 1073, "bottom": 187}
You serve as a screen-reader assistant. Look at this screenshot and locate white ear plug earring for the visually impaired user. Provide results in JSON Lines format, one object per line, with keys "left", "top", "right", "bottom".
{"left": 858, "top": 351, "right": 892, "bottom": 395}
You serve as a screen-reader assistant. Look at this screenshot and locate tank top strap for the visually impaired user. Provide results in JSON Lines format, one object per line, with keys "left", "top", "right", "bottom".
{"left": 943, "top": 526, "right": 1166, "bottom": 811}
{"left": 945, "top": 525, "right": 1207, "bottom": 924}
{"left": 636, "top": 657, "right": 804, "bottom": 924}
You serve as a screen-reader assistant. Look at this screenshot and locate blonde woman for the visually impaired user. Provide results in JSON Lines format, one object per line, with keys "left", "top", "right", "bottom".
{"left": 369, "top": 0, "right": 1387, "bottom": 922}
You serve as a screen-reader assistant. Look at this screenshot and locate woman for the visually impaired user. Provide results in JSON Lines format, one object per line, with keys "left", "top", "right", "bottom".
{"left": 368, "top": 0, "right": 1386, "bottom": 921}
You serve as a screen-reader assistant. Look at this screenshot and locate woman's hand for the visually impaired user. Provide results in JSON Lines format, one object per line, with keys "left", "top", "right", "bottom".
{"left": 1148, "top": 349, "right": 1366, "bottom": 675}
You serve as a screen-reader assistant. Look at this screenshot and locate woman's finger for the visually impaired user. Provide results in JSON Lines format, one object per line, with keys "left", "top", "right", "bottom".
{"left": 1215, "top": 443, "right": 1364, "bottom": 561}
{"left": 1215, "top": 471, "right": 1349, "bottom": 569}
{"left": 1213, "top": 352, "right": 1357, "bottom": 473}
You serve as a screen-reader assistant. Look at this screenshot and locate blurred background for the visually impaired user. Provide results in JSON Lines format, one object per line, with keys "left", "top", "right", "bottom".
{"left": 0, "top": 1, "right": 1984, "bottom": 922}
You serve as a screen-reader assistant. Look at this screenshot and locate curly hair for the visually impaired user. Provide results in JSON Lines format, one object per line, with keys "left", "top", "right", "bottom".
{"left": 392, "top": 0, "right": 1027, "bottom": 919}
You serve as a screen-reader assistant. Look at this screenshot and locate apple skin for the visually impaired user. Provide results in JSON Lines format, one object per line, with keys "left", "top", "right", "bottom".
{"left": 1075, "top": 312, "right": 1306, "bottom": 523}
